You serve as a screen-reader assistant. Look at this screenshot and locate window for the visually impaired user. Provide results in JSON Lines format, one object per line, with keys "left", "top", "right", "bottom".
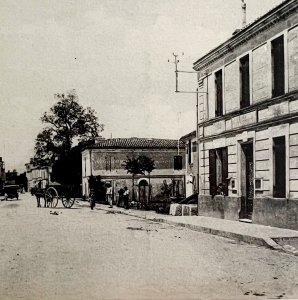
{"left": 192, "top": 141, "right": 197, "bottom": 153}
{"left": 215, "top": 70, "right": 223, "bottom": 117}
{"left": 209, "top": 147, "right": 228, "bottom": 196}
{"left": 272, "top": 35, "right": 285, "bottom": 97}
{"left": 188, "top": 140, "right": 192, "bottom": 164}
{"left": 273, "top": 136, "right": 286, "bottom": 198}
{"left": 240, "top": 55, "right": 250, "bottom": 108}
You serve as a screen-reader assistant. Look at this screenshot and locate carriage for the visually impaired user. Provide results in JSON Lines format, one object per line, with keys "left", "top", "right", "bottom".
{"left": 41, "top": 182, "right": 80, "bottom": 208}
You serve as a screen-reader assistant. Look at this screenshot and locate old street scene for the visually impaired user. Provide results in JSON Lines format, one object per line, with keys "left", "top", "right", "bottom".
{"left": 1, "top": 0, "right": 298, "bottom": 300}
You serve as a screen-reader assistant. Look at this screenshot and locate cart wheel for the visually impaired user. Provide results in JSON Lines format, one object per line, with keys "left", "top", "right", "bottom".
{"left": 62, "top": 197, "right": 75, "bottom": 208}
{"left": 44, "top": 187, "right": 59, "bottom": 208}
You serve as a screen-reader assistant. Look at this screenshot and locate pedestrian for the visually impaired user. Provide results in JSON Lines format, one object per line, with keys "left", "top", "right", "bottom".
{"left": 117, "top": 188, "right": 124, "bottom": 207}
{"left": 88, "top": 176, "right": 96, "bottom": 210}
{"left": 123, "top": 186, "right": 130, "bottom": 209}
{"left": 106, "top": 184, "right": 113, "bottom": 208}
{"left": 35, "top": 185, "right": 41, "bottom": 208}
{"left": 90, "top": 187, "right": 96, "bottom": 210}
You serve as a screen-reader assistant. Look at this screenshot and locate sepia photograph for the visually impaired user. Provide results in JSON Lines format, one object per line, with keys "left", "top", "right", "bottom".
{"left": 0, "top": 0, "right": 298, "bottom": 299}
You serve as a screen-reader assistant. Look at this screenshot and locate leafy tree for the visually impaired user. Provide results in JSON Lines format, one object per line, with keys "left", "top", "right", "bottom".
{"left": 34, "top": 90, "right": 104, "bottom": 165}
{"left": 123, "top": 155, "right": 155, "bottom": 204}
{"left": 123, "top": 157, "right": 142, "bottom": 201}
{"left": 50, "top": 145, "right": 82, "bottom": 186}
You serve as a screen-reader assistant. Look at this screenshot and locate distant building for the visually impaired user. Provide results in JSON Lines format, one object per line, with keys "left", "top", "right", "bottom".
{"left": 82, "top": 137, "right": 185, "bottom": 206}
{"left": 194, "top": 0, "right": 298, "bottom": 229}
{"left": 25, "top": 161, "right": 51, "bottom": 191}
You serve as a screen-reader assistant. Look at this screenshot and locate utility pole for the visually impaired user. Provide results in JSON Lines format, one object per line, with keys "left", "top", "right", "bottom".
{"left": 168, "top": 52, "right": 208, "bottom": 197}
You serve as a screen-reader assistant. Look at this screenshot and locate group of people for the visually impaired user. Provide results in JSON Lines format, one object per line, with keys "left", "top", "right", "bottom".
{"left": 88, "top": 175, "right": 130, "bottom": 210}
{"left": 116, "top": 186, "right": 130, "bottom": 209}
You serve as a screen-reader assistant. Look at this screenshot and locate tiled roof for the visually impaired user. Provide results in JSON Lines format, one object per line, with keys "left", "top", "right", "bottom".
{"left": 180, "top": 130, "right": 196, "bottom": 141}
{"left": 86, "top": 138, "right": 185, "bottom": 149}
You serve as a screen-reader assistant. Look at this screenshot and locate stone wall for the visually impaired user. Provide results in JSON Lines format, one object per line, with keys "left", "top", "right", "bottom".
{"left": 198, "top": 195, "right": 240, "bottom": 221}
{"left": 253, "top": 197, "right": 298, "bottom": 230}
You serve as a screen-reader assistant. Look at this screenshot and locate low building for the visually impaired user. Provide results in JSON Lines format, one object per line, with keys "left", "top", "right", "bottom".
{"left": 81, "top": 137, "right": 185, "bottom": 206}
{"left": 193, "top": 0, "right": 298, "bottom": 229}
{"left": 25, "top": 161, "right": 51, "bottom": 191}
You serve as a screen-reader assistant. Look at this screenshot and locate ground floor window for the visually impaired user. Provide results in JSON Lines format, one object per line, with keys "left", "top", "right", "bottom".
{"left": 209, "top": 147, "right": 228, "bottom": 196}
{"left": 273, "top": 136, "right": 286, "bottom": 198}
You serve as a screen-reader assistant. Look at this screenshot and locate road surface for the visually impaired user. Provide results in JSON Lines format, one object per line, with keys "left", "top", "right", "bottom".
{"left": 0, "top": 193, "right": 297, "bottom": 300}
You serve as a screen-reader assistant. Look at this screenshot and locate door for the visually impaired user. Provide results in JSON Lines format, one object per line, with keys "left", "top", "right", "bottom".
{"left": 240, "top": 142, "right": 254, "bottom": 219}
{"left": 138, "top": 180, "right": 148, "bottom": 207}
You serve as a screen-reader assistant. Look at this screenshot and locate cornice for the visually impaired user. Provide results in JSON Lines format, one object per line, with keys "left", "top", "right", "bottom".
{"left": 193, "top": 0, "right": 298, "bottom": 72}
{"left": 198, "top": 90, "right": 298, "bottom": 128}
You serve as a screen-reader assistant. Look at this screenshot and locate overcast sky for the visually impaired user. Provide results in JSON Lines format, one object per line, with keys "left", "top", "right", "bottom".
{"left": 0, "top": 0, "right": 284, "bottom": 172}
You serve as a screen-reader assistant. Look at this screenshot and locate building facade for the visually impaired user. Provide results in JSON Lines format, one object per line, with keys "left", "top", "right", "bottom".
{"left": 25, "top": 162, "right": 51, "bottom": 191}
{"left": 194, "top": 0, "right": 298, "bottom": 229}
{"left": 82, "top": 138, "right": 185, "bottom": 205}
{"left": 180, "top": 131, "right": 198, "bottom": 198}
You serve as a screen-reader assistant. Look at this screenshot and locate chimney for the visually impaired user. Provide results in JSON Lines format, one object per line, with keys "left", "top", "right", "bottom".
{"left": 242, "top": 0, "right": 247, "bottom": 28}
{"left": 95, "top": 136, "right": 105, "bottom": 143}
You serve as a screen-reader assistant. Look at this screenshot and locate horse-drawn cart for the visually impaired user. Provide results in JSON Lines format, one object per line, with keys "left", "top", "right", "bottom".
{"left": 43, "top": 183, "right": 78, "bottom": 208}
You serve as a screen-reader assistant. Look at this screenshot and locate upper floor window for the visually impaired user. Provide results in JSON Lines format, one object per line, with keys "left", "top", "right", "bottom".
{"left": 188, "top": 140, "right": 192, "bottom": 164}
{"left": 272, "top": 35, "right": 285, "bottom": 98}
{"left": 192, "top": 141, "right": 197, "bottom": 153}
{"left": 215, "top": 69, "right": 223, "bottom": 117}
{"left": 240, "top": 54, "right": 250, "bottom": 108}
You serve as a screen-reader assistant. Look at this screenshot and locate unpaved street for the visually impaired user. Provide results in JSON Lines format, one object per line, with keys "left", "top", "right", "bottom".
{"left": 0, "top": 193, "right": 297, "bottom": 300}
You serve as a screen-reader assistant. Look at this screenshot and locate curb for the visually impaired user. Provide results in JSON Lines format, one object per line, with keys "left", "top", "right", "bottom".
{"left": 97, "top": 206, "right": 298, "bottom": 255}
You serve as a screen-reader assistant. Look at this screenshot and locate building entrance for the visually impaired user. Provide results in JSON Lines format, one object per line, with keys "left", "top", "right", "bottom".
{"left": 138, "top": 179, "right": 149, "bottom": 207}
{"left": 239, "top": 142, "right": 254, "bottom": 220}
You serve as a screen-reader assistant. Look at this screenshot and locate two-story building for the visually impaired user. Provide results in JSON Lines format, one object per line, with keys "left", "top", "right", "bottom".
{"left": 82, "top": 137, "right": 185, "bottom": 205}
{"left": 25, "top": 161, "right": 51, "bottom": 191}
{"left": 194, "top": 0, "right": 298, "bottom": 229}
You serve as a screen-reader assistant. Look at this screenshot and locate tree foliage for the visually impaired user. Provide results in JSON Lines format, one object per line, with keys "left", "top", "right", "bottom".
{"left": 123, "top": 155, "right": 155, "bottom": 176}
{"left": 34, "top": 91, "right": 104, "bottom": 165}
{"left": 50, "top": 145, "right": 82, "bottom": 185}
{"left": 123, "top": 155, "right": 155, "bottom": 202}
{"left": 138, "top": 155, "right": 155, "bottom": 175}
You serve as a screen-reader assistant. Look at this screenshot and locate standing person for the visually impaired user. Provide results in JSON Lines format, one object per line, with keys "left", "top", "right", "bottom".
{"left": 35, "top": 185, "right": 41, "bottom": 208}
{"left": 88, "top": 176, "right": 96, "bottom": 210}
{"left": 123, "top": 186, "right": 130, "bottom": 209}
{"left": 106, "top": 184, "right": 113, "bottom": 208}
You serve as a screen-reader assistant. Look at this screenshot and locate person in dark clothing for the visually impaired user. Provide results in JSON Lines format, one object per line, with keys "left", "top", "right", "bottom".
{"left": 88, "top": 176, "right": 97, "bottom": 210}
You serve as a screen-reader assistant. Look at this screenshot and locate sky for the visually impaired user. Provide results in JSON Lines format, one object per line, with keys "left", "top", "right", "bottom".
{"left": 0, "top": 0, "right": 284, "bottom": 172}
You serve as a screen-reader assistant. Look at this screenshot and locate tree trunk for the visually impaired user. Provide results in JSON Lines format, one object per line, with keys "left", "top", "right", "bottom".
{"left": 148, "top": 172, "right": 151, "bottom": 207}
{"left": 132, "top": 174, "right": 135, "bottom": 201}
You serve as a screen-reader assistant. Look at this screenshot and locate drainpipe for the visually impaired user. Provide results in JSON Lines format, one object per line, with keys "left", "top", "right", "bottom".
{"left": 196, "top": 87, "right": 199, "bottom": 194}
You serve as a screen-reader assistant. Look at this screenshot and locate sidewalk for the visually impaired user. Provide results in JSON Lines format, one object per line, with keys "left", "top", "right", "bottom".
{"left": 95, "top": 204, "right": 298, "bottom": 255}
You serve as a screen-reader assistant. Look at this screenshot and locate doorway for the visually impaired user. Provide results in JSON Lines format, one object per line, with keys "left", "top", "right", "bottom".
{"left": 239, "top": 142, "right": 254, "bottom": 220}
{"left": 138, "top": 179, "right": 149, "bottom": 207}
